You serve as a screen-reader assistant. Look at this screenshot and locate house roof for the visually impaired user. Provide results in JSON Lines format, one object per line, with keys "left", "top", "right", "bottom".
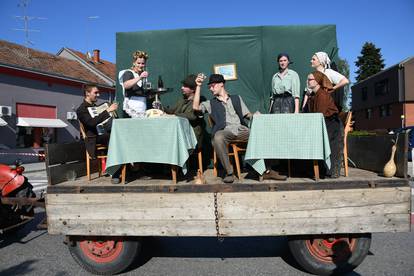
{"left": 352, "top": 56, "right": 414, "bottom": 88}
{"left": 0, "top": 40, "right": 112, "bottom": 87}
{"left": 66, "top": 48, "right": 116, "bottom": 81}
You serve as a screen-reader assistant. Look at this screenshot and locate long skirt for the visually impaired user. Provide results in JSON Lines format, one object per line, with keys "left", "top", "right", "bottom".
{"left": 323, "top": 115, "right": 344, "bottom": 178}
{"left": 270, "top": 93, "right": 294, "bottom": 114}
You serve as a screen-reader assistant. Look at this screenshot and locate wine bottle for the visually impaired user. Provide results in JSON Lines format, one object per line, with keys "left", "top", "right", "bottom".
{"left": 158, "top": 75, "right": 164, "bottom": 88}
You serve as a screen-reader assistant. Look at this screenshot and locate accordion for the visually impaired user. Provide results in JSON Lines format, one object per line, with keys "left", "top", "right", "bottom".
{"left": 87, "top": 102, "right": 116, "bottom": 135}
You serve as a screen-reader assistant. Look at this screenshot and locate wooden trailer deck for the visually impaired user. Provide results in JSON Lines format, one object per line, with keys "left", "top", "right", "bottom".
{"left": 46, "top": 167, "right": 411, "bottom": 237}
{"left": 48, "top": 167, "right": 409, "bottom": 194}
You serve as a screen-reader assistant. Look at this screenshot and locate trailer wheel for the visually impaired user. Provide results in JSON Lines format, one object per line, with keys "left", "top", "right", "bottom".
{"left": 288, "top": 234, "right": 371, "bottom": 275}
{"left": 68, "top": 236, "right": 141, "bottom": 275}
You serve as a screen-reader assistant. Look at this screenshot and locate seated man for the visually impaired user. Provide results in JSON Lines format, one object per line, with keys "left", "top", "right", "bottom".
{"left": 164, "top": 74, "right": 205, "bottom": 148}
{"left": 76, "top": 84, "right": 120, "bottom": 183}
{"left": 193, "top": 74, "right": 286, "bottom": 183}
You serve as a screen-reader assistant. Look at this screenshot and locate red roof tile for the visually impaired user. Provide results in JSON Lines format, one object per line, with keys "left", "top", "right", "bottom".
{"left": 0, "top": 40, "right": 110, "bottom": 86}
{"left": 67, "top": 48, "right": 115, "bottom": 80}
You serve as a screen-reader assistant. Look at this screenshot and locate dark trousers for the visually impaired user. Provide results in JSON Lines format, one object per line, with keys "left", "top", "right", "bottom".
{"left": 212, "top": 128, "right": 249, "bottom": 175}
{"left": 322, "top": 115, "right": 344, "bottom": 178}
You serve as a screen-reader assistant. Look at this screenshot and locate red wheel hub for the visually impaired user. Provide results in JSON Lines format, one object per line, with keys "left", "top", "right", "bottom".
{"left": 79, "top": 239, "right": 123, "bottom": 263}
{"left": 306, "top": 236, "right": 356, "bottom": 263}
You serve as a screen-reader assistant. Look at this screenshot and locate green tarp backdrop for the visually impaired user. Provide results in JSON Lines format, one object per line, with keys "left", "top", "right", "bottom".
{"left": 116, "top": 25, "right": 338, "bottom": 116}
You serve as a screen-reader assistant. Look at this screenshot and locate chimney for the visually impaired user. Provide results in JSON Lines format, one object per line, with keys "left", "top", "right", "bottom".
{"left": 92, "top": 49, "right": 100, "bottom": 63}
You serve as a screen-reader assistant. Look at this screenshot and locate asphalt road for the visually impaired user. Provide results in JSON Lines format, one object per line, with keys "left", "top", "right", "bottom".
{"left": 0, "top": 211, "right": 413, "bottom": 276}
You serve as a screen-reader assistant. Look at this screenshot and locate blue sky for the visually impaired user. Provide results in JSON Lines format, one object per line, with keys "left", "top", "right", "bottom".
{"left": 0, "top": 0, "right": 413, "bottom": 83}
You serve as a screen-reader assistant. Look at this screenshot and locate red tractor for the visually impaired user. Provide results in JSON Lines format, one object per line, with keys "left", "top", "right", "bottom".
{"left": 0, "top": 161, "right": 43, "bottom": 233}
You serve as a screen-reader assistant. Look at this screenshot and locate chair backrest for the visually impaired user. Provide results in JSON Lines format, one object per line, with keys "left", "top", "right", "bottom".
{"left": 344, "top": 111, "right": 353, "bottom": 135}
{"left": 78, "top": 120, "right": 87, "bottom": 140}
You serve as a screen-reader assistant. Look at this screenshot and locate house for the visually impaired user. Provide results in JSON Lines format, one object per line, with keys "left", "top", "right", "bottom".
{"left": 0, "top": 40, "right": 115, "bottom": 160}
{"left": 57, "top": 47, "right": 116, "bottom": 87}
{"left": 351, "top": 57, "right": 414, "bottom": 130}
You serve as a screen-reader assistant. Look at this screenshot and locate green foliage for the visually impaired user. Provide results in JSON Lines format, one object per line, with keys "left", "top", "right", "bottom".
{"left": 337, "top": 57, "right": 351, "bottom": 111}
{"left": 355, "top": 42, "right": 385, "bottom": 82}
{"left": 337, "top": 58, "right": 350, "bottom": 79}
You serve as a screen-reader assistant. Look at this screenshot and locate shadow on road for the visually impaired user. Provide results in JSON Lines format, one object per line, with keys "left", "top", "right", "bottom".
{"left": 128, "top": 237, "right": 363, "bottom": 275}
{"left": 0, "top": 210, "right": 47, "bottom": 250}
{"left": 126, "top": 236, "right": 305, "bottom": 273}
{"left": 144, "top": 236, "right": 289, "bottom": 258}
{"left": 0, "top": 260, "right": 37, "bottom": 275}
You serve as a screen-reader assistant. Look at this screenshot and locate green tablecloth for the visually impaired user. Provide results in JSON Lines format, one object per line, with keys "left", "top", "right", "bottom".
{"left": 106, "top": 116, "right": 197, "bottom": 175}
{"left": 245, "top": 113, "right": 331, "bottom": 175}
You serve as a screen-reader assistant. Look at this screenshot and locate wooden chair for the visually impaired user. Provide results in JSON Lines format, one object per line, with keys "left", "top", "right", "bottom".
{"left": 208, "top": 116, "right": 247, "bottom": 179}
{"left": 212, "top": 141, "right": 247, "bottom": 179}
{"left": 196, "top": 147, "right": 203, "bottom": 173}
{"left": 342, "top": 111, "right": 354, "bottom": 177}
{"left": 79, "top": 121, "right": 108, "bottom": 181}
{"left": 172, "top": 148, "right": 203, "bottom": 184}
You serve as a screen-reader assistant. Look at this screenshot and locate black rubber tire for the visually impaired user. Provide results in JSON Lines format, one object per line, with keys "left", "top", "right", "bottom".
{"left": 288, "top": 234, "right": 371, "bottom": 275}
{"left": 68, "top": 236, "right": 141, "bottom": 275}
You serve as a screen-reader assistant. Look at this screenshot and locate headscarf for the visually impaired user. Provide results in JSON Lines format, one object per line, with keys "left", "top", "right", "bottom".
{"left": 314, "top": 51, "right": 331, "bottom": 69}
{"left": 312, "top": 71, "right": 333, "bottom": 92}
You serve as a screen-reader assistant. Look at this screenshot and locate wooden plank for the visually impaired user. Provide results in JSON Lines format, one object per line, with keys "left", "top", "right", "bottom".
{"left": 396, "top": 131, "right": 408, "bottom": 178}
{"left": 47, "top": 219, "right": 216, "bottom": 236}
{"left": 46, "top": 192, "right": 216, "bottom": 236}
{"left": 219, "top": 188, "right": 410, "bottom": 217}
{"left": 47, "top": 161, "right": 98, "bottom": 185}
{"left": 45, "top": 142, "right": 85, "bottom": 165}
{"left": 45, "top": 141, "right": 100, "bottom": 185}
{"left": 47, "top": 178, "right": 409, "bottom": 194}
{"left": 220, "top": 214, "right": 410, "bottom": 236}
{"left": 348, "top": 133, "right": 408, "bottom": 177}
{"left": 46, "top": 193, "right": 215, "bottom": 220}
{"left": 46, "top": 187, "right": 411, "bottom": 236}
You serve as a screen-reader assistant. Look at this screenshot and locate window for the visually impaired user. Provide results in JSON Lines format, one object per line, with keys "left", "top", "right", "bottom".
{"left": 366, "top": 108, "right": 372, "bottom": 119}
{"left": 379, "top": 105, "right": 387, "bottom": 117}
{"left": 375, "top": 79, "right": 389, "bottom": 96}
{"left": 361, "top": 87, "right": 368, "bottom": 101}
{"left": 386, "top": 104, "right": 392, "bottom": 116}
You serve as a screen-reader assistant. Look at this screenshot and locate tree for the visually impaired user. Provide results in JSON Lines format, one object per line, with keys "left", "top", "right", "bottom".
{"left": 355, "top": 42, "right": 385, "bottom": 82}
{"left": 336, "top": 58, "right": 351, "bottom": 111}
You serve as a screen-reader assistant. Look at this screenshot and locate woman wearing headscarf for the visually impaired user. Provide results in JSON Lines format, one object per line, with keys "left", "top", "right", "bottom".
{"left": 118, "top": 50, "right": 150, "bottom": 117}
{"left": 307, "top": 71, "right": 343, "bottom": 178}
{"left": 270, "top": 53, "right": 300, "bottom": 114}
{"left": 302, "top": 51, "right": 349, "bottom": 111}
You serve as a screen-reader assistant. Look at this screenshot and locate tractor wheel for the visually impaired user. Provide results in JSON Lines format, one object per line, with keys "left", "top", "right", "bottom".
{"left": 288, "top": 233, "right": 371, "bottom": 275}
{"left": 68, "top": 236, "right": 141, "bottom": 275}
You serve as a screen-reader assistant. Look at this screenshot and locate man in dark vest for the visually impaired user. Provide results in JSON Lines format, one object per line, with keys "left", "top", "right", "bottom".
{"left": 193, "top": 74, "right": 286, "bottom": 183}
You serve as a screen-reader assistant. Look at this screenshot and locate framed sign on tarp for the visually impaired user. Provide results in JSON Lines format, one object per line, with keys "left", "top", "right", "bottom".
{"left": 213, "top": 63, "right": 237, "bottom": 81}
